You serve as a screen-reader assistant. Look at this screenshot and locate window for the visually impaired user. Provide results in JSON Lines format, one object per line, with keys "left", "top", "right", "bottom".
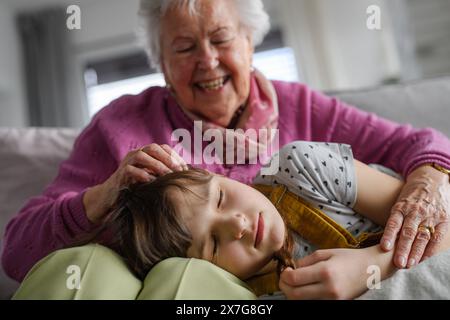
{"left": 86, "top": 72, "right": 166, "bottom": 117}
{"left": 253, "top": 47, "right": 299, "bottom": 82}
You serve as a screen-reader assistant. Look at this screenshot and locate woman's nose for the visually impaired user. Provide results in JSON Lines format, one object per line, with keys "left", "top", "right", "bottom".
{"left": 197, "top": 43, "right": 219, "bottom": 70}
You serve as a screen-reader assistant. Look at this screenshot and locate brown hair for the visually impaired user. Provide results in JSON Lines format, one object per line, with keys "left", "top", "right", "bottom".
{"left": 82, "top": 167, "right": 212, "bottom": 280}
{"left": 274, "top": 229, "right": 296, "bottom": 274}
{"left": 81, "top": 167, "right": 295, "bottom": 280}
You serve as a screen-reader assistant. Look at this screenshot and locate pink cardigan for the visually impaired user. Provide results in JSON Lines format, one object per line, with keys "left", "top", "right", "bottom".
{"left": 3, "top": 81, "right": 450, "bottom": 281}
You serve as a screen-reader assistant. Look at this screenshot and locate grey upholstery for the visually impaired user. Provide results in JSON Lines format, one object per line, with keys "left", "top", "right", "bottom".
{"left": 0, "top": 128, "right": 80, "bottom": 299}
{"left": 330, "top": 76, "right": 450, "bottom": 138}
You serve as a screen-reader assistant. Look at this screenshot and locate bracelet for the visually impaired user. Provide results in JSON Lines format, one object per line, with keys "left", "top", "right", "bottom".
{"left": 427, "top": 163, "right": 450, "bottom": 180}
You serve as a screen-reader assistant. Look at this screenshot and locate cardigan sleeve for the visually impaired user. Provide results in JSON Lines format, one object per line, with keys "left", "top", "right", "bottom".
{"left": 1, "top": 114, "right": 118, "bottom": 282}
{"left": 309, "top": 89, "right": 450, "bottom": 178}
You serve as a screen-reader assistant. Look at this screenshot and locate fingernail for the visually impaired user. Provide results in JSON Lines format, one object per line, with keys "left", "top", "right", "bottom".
{"left": 398, "top": 256, "right": 406, "bottom": 268}
{"left": 382, "top": 240, "right": 392, "bottom": 250}
{"left": 407, "top": 258, "right": 415, "bottom": 267}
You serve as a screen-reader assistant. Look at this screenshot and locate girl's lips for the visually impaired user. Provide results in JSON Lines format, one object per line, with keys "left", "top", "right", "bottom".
{"left": 254, "top": 212, "right": 264, "bottom": 248}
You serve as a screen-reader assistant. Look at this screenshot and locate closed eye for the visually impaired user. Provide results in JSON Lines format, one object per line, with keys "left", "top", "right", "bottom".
{"left": 176, "top": 46, "right": 194, "bottom": 53}
{"left": 212, "top": 236, "right": 218, "bottom": 262}
{"left": 217, "top": 189, "right": 223, "bottom": 208}
{"left": 212, "top": 38, "right": 232, "bottom": 45}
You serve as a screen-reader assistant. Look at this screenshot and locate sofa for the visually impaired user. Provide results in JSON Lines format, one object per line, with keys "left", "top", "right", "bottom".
{"left": 1, "top": 76, "right": 450, "bottom": 299}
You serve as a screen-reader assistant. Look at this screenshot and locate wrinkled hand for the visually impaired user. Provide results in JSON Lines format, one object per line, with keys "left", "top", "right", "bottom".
{"left": 105, "top": 143, "right": 188, "bottom": 195}
{"left": 85, "top": 144, "right": 187, "bottom": 223}
{"left": 380, "top": 165, "right": 450, "bottom": 268}
{"left": 279, "top": 249, "right": 372, "bottom": 300}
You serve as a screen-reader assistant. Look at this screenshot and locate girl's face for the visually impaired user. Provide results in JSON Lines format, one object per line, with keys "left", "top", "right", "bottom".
{"left": 171, "top": 175, "right": 285, "bottom": 280}
{"left": 160, "top": 0, "right": 254, "bottom": 127}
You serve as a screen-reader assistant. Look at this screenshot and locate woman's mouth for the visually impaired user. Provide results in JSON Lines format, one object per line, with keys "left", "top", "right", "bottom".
{"left": 194, "top": 76, "right": 231, "bottom": 92}
{"left": 254, "top": 212, "right": 264, "bottom": 248}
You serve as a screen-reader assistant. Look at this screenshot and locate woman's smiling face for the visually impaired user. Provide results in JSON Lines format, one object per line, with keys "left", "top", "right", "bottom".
{"left": 170, "top": 175, "right": 286, "bottom": 280}
{"left": 160, "top": 0, "right": 254, "bottom": 127}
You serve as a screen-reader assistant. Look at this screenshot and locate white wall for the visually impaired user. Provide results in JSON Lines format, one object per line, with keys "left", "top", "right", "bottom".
{"left": 408, "top": 0, "right": 450, "bottom": 77}
{"left": 69, "top": 0, "right": 142, "bottom": 127}
{"left": 0, "top": 1, "right": 28, "bottom": 127}
{"left": 0, "top": 0, "right": 142, "bottom": 128}
{"left": 71, "top": 0, "right": 141, "bottom": 58}
{"left": 278, "top": 0, "right": 401, "bottom": 91}
{"left": 317, "top": 0, "right": 401, "bottom": 90}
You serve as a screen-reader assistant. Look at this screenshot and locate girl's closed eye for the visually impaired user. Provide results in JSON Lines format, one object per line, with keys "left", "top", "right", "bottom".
{"left": 211, "top": 188, "right": 222, "bottom": 262}
{"left": 212, "top": 235, "right": 218, "bottom": 262}
{"left": 217, "top": 189, "right": 224, "bottom": 208}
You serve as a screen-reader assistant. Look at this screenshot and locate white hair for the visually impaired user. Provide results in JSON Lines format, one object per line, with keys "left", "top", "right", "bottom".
{"left": 137, "top": 0, "right": 271, "bottom": 69}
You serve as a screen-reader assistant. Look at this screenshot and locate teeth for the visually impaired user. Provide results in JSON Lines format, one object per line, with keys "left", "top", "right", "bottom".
{"left": 197, "top": 77, "right": 227, "bottom": 90}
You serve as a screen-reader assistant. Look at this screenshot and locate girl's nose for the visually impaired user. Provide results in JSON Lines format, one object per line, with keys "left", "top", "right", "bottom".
{"left": 228, "top": 214, "right": 247, "bottom": 240}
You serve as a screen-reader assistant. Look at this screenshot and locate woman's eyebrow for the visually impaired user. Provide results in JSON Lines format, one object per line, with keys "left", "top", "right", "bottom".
{"left": 171, "top": 27, "right": 231, "bottom": 46}
{"left": 209, "top": 26, "right": 230, "bottom": 35}
{"left": 171, "top": 36, "right": 194, "bottom": 45}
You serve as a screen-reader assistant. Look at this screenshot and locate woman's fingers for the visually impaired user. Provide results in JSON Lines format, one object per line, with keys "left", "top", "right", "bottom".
{"left": 394, "top": 212, "right": 425, "bottom": 268}
{"left": 160, "top": 144, "right": 188, "bottom": 170}
{"left": 380, "top": 207, "right": 404, "bottom": 252}
{"left": 140, "top": 143, "right": 186, "bottom": 172}
{"left": 406, "top": 218, "right": 434, "bottom": 267}
{"left": 142, "top": 168, "right": 157, "bottom": 182}
{"left": 116, "top": 143, "right": 188, "bottom": 190}
{"left": 124, "top": 164, "right": 153, "bottom": 184}
{"left": 135, "top": 150, "right": 173, "bottom": 175}
{"left": 422, "top": 222, "right": 449, "bottom": 260}
{"left": 388, "top": 166, "right": 450, "bottom": 266}
{"left": 139, "top": 144, "right": 175, "bottom": 169}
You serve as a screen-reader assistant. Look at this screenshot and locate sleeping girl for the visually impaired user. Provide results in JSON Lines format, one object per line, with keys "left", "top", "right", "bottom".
{"left": 85, "top": 141, "right": 450, "bottom": 299}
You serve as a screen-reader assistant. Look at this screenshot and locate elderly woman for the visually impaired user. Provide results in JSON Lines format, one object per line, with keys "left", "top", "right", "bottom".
{"left": 3, "top": 0, "right": 450, "bottom": 298}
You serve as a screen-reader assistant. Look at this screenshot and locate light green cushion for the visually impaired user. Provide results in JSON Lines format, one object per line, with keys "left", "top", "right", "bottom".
{"left": 12, "top": 244, "right": 142, "bottom": 300}
{"left": 12, "top": 244, "right": 256, "bottom": 300}
{"left": 138, "top": 257, "right": 256, "bottom": 300}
